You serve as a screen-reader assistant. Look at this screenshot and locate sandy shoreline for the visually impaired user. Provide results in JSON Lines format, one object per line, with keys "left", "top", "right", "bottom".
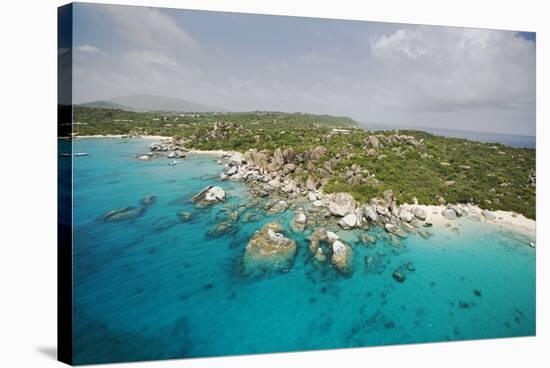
{"left": 187, "top": 149, "right": 231, "bottom": 156}
{"left": 410, "top": 204, "right": 535, "bottom": 239}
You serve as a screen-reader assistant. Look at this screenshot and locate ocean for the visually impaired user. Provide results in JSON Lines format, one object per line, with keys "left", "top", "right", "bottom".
{"left": 70, "top": 138, "right": 536, "bottom": 364}
{"left": 367, "top": 125, "right": 536, "bottom": 149}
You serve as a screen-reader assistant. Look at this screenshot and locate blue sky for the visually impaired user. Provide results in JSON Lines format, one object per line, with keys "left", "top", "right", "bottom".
{"left": 72, "top": 3, "right": 536, "bottom": 135}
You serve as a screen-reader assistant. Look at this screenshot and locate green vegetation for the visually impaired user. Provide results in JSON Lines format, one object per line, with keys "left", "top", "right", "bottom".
{"left": 73, "top": 106, "right": 536, "bottom": 219}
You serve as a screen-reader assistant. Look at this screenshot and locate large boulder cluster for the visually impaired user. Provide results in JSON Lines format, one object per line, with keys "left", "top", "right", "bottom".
{"left": 219, "top": 147, "right": 334, "bottom": 199}
{"left": 242, "top": 222, "right": 297, "bottom": 273}
{"left": 137, "top": 139, "right": 188, "bottom": 160}
{"left": 309, "top": 228, "right": 352, "bottom": 274}
{"left": 363, "top": 133, "right": 424, "bottom": 150}
{"left": 191, "top": 185, "right": 226, "bottom": 207}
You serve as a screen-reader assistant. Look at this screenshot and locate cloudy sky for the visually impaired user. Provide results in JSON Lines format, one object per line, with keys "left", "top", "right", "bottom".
{"left": 72, "top": 3, "right": 536, "bottom": 135}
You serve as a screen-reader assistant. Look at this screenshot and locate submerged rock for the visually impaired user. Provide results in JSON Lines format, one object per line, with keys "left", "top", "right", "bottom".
{"left": 140, "top": 195, "right": 157, "bottom": 206}
{"left": 242, "top": 212, "right": 263, "bottom": 223}
{"left": 314, "top": 248, "right": 327, "bottom": 263}
{"left": 392, "top": 271, "right": 406, "bottom": 283}
{"left": 267, "top": 200, "right": 290, "bottom": 214}
{"left": 229, "top": 211, "right": 240, "bottom": 221}
{"left": 177, "top": 211, "right": 192, "bottom": 222}
{"left": 207, "top": 221, "right": 236, "bottom": 237}
{"left": 100, "top": 206, "right": 145, "bottom": 222}
{"left": 243, "top": 222, "right": 297, "bottom": 272}
{"left": 358, "top": 233, "right": 377, "bottom": 246}
{"left": 467, "top": 214, "right": 481, "bottom": 222}
{"left": 384, "top": 223, "right": 407, "bottom": 238}
{"left": 152, "top": 217, "right": 177, "bottom": 233}
{"left": 418, "top": 229, "right": 433, "bottom": 239}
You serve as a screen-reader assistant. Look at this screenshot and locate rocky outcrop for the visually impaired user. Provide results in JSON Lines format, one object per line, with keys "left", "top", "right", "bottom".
{"left": 243, "top": 222, "right": 297, "bottom": 272}
{"left": 338, "top": 213, "right": 358, "bottom": 229}
{"left": 441, "top": 204, "right": 469, "bottom": 220}
{"left": 167, "top": 150, "right": 186, "bottom": 159}
{"left": 364, "top": 133, "right": 424, "bottom": 150}
{"left": 328, "top": 192, "right": 356, "bottom": 217}
{"left": 309, "top": 228, "right": 352, "bottom": 273}
{"left": 363, "top": 205, "right": 379, "bottom": 223}
{"left": 308, "top": 146, "right": 328, "bottom": 162}
{"left": 399, "top": 211, "right": 414, "bottom": 222}
{"left": 441, "top": 208, "right": 457, "bottom": 220}
{"left": 191, "top": 186, "right": 226, "bottom": 207}
{"left": 306, "top": 175, "right": 320, "bottom": 191}
{"left": 228, "top": 152, "right": 246, "bottom": 167}
{"left": 331, "top": 240, "right": 352, "bottom": 274}
{"left": 291, "top": 208, "right": 307, "bottom": 232}
{"left": 411, "top": 206, "right": 427, "bottom": 221}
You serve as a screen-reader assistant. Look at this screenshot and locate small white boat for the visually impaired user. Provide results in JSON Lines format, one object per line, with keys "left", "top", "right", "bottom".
{"left": 168, "top": 160, "right": 178, "bottom": 166}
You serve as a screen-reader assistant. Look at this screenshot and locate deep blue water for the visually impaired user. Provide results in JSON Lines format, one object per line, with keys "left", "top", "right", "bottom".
{"left": 367, "top": 124, "right": 536, "bottom": 149}
{"left": 71, "top": 138, "right": 536, "bottom": 365}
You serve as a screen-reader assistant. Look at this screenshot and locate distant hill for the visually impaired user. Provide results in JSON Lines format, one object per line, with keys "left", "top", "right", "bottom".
{"left": 80, "top": 94, "right": 226, "bottom": 113}
{"left": 80, "top": 100, "right": 128, "bottom": 110}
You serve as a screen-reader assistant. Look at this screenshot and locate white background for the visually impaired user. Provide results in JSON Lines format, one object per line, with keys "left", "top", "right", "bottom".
{"left": 0, "top": 0, "right": 547, "bottom": 367}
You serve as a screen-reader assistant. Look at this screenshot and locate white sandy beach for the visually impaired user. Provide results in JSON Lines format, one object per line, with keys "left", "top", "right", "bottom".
{"left": 412, "top": 204, "right": 535, "bottom": 239}
{"left": 187, "top": 149, "right": 231, "bottom": 157}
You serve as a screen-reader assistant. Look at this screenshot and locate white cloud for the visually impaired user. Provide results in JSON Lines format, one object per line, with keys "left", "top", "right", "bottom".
{"left": 125, "top": 50, "right": 179, "bottom": 68}
{"left": 95, "top": 4, "right": 197, "bottom": 52}
{"left": 72, "top": 4, "right": 535, "bottom": 135}
{"left": 76, "top": 44, "right": 100, "bottom": 53}
{"left": 367, "top": 26, "right": 536, "bottom": 113}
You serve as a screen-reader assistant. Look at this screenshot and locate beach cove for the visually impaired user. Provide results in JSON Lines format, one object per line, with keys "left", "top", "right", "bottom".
{"left": 70, "top": 138, "right": 535, "bottom": 364}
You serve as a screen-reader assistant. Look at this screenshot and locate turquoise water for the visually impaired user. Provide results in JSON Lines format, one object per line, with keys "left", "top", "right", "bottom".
{"left": 71, "top": 138, "right": 536, "bottom": 365}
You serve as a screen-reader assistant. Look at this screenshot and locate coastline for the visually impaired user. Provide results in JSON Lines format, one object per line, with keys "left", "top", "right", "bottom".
{"left": 75, "top": 134, "right": 171, "bottom": 140}
{"left": 80, "top": 135, "right": 536, "bottom": 241}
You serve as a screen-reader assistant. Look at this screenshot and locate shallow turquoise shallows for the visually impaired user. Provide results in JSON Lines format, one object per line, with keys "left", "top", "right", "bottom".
{"left": 71, "top": 138, "right": 536, "bottom": 365}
